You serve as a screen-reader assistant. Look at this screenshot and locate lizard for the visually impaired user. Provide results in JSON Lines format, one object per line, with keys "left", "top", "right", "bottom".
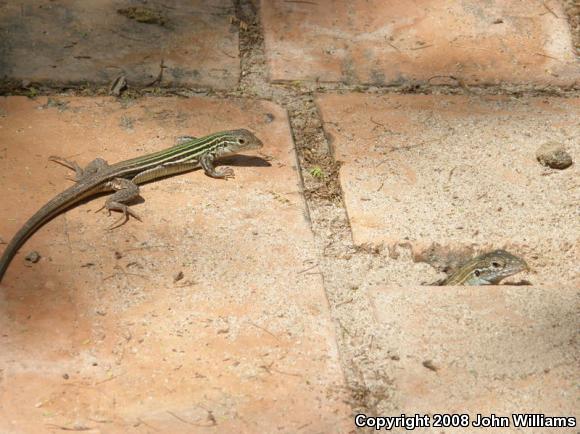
{"left": 439, "top": 249, "right": 529, "bottom": 285}
{"left": 0, "top": 129, "right": 263, "bottom": 282}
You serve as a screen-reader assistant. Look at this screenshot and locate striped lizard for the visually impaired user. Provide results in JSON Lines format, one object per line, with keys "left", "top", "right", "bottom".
{"left": 0, "top": 129, "right": 263, "bottom": 282}
{"left": 440, "top": 249, "right": 529, "bottom": 285}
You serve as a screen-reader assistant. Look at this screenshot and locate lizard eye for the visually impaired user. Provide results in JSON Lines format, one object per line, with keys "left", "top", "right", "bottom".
{"left": 474, "top": 269, "right": 481, "bottom": 277}
{"left": 238, "top": 138, "right": 246, "bottom": 144}
{"left": 492, "top": 261, "right": 501, "bottom": 268}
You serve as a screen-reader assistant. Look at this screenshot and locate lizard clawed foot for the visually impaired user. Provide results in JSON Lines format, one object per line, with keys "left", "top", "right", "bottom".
{"left": 49, "top": 156, "right": 84, "bottom": 180}
{"left": 49, "top": 155, "right": 79, "bottom": 170}
{"left": 106, "top": 203, "right": 142, "bottom": 230}
{"left": 218, "top": 167, "right": 235, "bottom": 180}
{"left": 98, "top": 178, "right": 142, "bottom": 230}
{"left": 200, "top": 154, "right": 235, "bottom": 180}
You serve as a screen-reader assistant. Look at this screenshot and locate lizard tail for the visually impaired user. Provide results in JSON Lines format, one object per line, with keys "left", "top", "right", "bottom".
{"left": 0, "top": 182, "right": 103, "bottom": 283}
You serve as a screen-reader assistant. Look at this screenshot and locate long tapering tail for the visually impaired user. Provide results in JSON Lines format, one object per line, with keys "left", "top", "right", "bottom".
{"left": 0, "top": 181, "right": 103, "bottom": 282}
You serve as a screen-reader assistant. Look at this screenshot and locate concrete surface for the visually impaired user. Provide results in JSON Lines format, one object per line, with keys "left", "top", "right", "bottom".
{"left": 0, "top": 0, "right": 240, "bottom": 89}
{"left": 261, "top": 0, "right": 579, "bottom": 86}
{"left": 0, "top": 96, "right": 351, "bottom": 433}
{"left": 316, "top": 93, "right": 579, "bottom": 287}
{"left": 368, "top": 285, "right": 579, "bottom": 433}
{"left": 0, "top": 1, "right": 579, "bottom": 432}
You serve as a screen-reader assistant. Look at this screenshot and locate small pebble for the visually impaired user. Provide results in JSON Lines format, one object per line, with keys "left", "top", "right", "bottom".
{"left": 422, "top": 359, "right": 439, "bottom": 372}
{"left": 173, "top": 271, "right": 184, "bottom": 282}
{"left": 536, "top": 142, "right": 573, "bottom": 170}
{"left": 25, "top": 251, "right": 41, "bottom": 263}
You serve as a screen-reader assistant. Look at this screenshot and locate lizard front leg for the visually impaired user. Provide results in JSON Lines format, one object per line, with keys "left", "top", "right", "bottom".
{"left": 49, "top": 156, "right": 110, "bottom": 182}
{"left": 200, "top": 153, "right": 234, "bottom": 179}
{"left": 99, "top": 178, "right": 142, "bottom": 229}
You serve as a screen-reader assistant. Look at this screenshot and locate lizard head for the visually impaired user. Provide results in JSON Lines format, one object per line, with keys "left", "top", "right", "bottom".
{"left": 471, "top": 249, "right": 529, "bottom": 284}
{"left": 218, "top": 129, "right": 264, "bottom": 156}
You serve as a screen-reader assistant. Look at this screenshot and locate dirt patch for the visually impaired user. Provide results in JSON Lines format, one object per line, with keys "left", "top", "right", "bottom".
{"left": 117, "top": 6, "right": 167, "bottom": 26}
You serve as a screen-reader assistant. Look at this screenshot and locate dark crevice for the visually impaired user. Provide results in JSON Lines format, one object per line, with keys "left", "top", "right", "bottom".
{"left": 232, "top": 0, "right": 392, "bottom": 416}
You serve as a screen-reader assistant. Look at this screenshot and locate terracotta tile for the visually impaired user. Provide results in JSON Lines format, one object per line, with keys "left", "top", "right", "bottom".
{"left": 316, "top": 94, "right": 579, "bottom": 286}
{"left": 368, "top": 285, "right": 579, "bottom": 430}
{"left": 0, "top": 1, "right": 239, "bottom": 89}
{"left": 0, "top": 96, "right": 351, "bottom": 433}
{"left": 262, "top": 0, "right": 579, "bottom": 86}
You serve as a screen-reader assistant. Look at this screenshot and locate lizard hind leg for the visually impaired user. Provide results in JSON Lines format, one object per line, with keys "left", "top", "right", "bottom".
{"left": 83, "top": 158, "right": 110, "bottom": 176}
{"left": 49, "top": 156, "right": 110, "bottom": 181}
{"left": 49, "top": 156, "right": 84, "bottom": 181}
{"left": 100, "top": 178, "right": 142, "bottom": 230}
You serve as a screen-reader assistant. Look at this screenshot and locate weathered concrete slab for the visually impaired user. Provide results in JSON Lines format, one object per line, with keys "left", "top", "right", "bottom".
{"left": 0, "top": 96, "right": 351, "bottom": 433}
{"left": 0, "top": 1, "right": 240, "bottom": 89}
{"left": 316, "top": 94, "right": 579, "bottom": 287}
{"left": 262, "top": 0, "right": 579, "bottom": 86}
{"left": 368, "top": 285, "right": 579, "bottom": 433}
